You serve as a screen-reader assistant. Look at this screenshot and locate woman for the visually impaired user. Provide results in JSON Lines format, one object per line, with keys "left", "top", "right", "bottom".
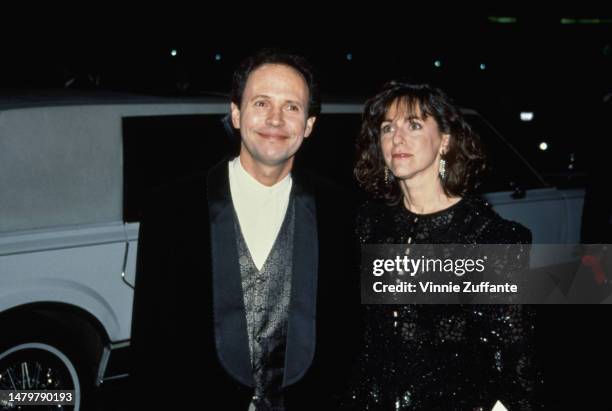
{"left": 345, "top": 82, "right": 540, "bottom": 410}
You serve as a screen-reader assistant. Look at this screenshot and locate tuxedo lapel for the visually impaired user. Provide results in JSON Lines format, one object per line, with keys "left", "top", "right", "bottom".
{"left": 207, "top": 162, "right": 320, "bottom": 388}
{"left": 284, "top": 172, "right": 318, "bottom": 386}
{"left": 207, "top": 160, "right": 254, "bottom": 387}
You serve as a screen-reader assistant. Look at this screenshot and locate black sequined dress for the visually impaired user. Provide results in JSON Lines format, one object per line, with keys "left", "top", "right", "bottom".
{"left": 345, "top": 195, "right": 541, "bottom": 411}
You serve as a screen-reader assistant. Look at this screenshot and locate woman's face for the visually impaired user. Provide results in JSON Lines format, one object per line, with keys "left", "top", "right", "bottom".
{"left": 379, "top": 100, "right": 449, "bottom": 183}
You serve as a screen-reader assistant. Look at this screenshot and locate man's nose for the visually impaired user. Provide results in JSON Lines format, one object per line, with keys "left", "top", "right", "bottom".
{"left": 266, "top": 106, "right": 284, "bottom": 126}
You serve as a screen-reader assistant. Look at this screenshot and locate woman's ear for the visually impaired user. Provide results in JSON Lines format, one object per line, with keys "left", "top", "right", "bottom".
{"left": 440, "top": 134, "right": 451, "bottom": 155}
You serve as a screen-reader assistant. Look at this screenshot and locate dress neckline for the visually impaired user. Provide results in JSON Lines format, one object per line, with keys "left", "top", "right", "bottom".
{"left": 399, "top": 196, "right": 466, "bottom": 218}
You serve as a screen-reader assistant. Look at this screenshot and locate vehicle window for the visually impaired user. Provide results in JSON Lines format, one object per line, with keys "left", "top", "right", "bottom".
{"left": 294, "top": 113, "right": 362, "bottom": 191}
{"left": 0, "top": 106, "right": 122, "bottom": 233}
{"left": 122, "top": 114, "right": 237, "bottom": 222}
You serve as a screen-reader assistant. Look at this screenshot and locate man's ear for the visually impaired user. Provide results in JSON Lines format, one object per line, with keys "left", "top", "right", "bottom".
{"left": 230, "top": 102, "right": 241, "bottom": 129}
{"left": 304, "top": 116, "right": 317, "bottom": 138}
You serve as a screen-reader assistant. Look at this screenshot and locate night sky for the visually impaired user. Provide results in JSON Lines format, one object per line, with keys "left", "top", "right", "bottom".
{"left": 2, "top": 10, "right": 610, "bottom": 176}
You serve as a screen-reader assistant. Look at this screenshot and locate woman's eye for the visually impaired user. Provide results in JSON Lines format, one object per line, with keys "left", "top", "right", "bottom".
{"left": 381, "top": 124, "right": 392, "bottom": 134}
{"left": 409, "top": 122, "right": 422, "bottom": 130}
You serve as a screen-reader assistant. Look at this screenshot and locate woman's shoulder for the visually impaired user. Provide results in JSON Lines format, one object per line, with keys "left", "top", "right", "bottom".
{"left": 357, "top": 199, "right": 389, "bottom": 216}
{"left": 463, "top": 195, "right": 532, "bottom": 244}
{"left": 355, "top": 200, "right": 396, "bottom": 244}
{"left": 357, "top": 199, "right": 401, "bottom": 225}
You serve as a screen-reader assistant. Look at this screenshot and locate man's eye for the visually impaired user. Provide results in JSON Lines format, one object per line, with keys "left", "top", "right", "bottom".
{"left": 286, "top": 104, "right": 300, "bottom": 112}
{"left": 254, "top": 100, "right": 267, "bottom": 107}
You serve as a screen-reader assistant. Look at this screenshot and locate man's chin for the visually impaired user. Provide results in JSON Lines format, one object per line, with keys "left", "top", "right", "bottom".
{"left": 240, "top": 144, "right": 298, "bottom": 169}
{"left": 253, "top": 153, "right": 294, "bottom": 168}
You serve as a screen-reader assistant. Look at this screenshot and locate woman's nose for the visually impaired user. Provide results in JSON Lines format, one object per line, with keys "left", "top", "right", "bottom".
{"left": 391, "top": 128, "right": 403, "bottom": 145}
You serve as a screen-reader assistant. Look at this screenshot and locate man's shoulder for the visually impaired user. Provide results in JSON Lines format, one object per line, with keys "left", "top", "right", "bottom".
{"left": 147, "top": 159, "right": 228, "bottom": 207}
{"left": 141, "top": 162, "right": 226, "bottom": 224}
{"left": 148, "top": 172, "right": 208, "bottom": 206}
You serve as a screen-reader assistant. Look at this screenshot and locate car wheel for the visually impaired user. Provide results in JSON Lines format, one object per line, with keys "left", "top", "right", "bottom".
{"left": 0, "top": 341, "right": 83, "bottom": 410}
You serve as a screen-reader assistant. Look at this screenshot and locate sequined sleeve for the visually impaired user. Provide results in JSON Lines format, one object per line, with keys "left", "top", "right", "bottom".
{"left": 356, "top": 202, "right": 377, "bottom": 245}
{"left": 477, "top": 218, "right": 541, "bottom": 409}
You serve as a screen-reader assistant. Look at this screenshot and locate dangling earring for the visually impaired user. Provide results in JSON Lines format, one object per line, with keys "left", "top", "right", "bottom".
{"left": 439, "top": 158, "right": 447, "bottom": 180}
{"left": 384, "top": 167, "right": 390, "bottom": 184}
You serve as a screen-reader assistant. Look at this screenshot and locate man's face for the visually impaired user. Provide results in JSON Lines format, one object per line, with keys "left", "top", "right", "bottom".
{"left": 231, "top": 63, "right": 316, "bottom": 169}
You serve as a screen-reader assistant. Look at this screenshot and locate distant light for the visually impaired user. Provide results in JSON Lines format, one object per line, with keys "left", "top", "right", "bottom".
{"left": 520, "top": 112, "right": 534, "bottom": 122}
{"left": 479, "top": 63, "right": 486, "bottom": 70}
{"left": 569, "top": 153, "right": 575, "bottom": 170}
{"left": 539, "top": 142, "right": 548, "bottom": 151}
{"left": 170, "top": 49, "right": 177, "bottom": 57}
{"left": 346, "top": 53, "right": 353, "bottom": 61}
{"left": 488, "top": 16, "right": 517, "bottom": 24}
{"left": 561, "top": 18, "right": 612, "bottom": 25}
{"left": 434, "top": 60, "right": 441, "bottom": 68}
{"left": 215, "top": 53, "right": 222, "bottom": 61}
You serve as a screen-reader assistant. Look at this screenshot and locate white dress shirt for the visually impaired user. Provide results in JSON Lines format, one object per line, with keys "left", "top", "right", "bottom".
{"left": 228, "top": 157, "right": 292, "bottom": 270}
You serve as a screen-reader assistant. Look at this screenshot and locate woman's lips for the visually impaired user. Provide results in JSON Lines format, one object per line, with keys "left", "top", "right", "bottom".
{"left": 392, "top": 153, "right": 412, "bottom": 158}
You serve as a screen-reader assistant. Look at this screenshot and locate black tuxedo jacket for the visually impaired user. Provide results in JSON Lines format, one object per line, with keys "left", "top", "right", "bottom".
{"left": 130, "top": 160, "right": 359, "bottom": 410}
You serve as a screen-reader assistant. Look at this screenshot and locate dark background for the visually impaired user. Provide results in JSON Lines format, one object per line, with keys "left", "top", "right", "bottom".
{"left": 2, "top": 10, "right": 610, "bottom": 181}
{"left": 3, "top": 9, "right": 611, "bottom": 410}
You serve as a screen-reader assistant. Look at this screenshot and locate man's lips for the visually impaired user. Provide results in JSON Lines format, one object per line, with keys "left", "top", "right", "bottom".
{"left": 257, "top": 131, "right": 289, "bottom": 139}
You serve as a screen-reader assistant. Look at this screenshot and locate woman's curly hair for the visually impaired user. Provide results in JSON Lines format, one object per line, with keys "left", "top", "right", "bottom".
{"left": 354, "top": 81, "right": 486, "bottom": 204}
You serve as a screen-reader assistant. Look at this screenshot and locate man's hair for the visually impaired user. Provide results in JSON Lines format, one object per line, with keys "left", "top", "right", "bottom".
{"left": 231, "top": 49, "right": 321, "bottom": 118}
{"left": 355, "top": 81, "right": 486, "bottom": 203}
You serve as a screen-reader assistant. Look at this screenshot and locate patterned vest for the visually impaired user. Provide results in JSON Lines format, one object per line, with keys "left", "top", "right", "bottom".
{"left": 234, "top": 199, "right": 295, "bottom": 411}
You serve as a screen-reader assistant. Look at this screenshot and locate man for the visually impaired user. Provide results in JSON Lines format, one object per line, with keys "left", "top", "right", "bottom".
{"left": 130, "top": 50, "right": 358, "bottom": 410}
